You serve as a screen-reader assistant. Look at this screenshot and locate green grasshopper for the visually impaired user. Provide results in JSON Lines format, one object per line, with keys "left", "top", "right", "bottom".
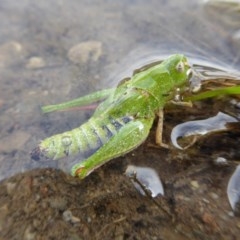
{"left": 31, "top": 54, "right": 192, "bottom": 179}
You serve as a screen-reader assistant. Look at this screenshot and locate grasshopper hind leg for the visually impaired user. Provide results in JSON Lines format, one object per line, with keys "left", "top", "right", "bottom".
{"left": 72, "top": 117, "right": 154, "bottom": 179}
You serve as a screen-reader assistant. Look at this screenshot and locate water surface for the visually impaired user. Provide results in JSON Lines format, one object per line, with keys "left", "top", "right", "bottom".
{"left": 0, "top": 0, "right": 239, "bottom": 179}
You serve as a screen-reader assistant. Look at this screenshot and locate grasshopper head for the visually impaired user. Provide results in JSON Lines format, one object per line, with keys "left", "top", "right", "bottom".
{"left": 165, "top": 54, "right": 192, "bottom": 87}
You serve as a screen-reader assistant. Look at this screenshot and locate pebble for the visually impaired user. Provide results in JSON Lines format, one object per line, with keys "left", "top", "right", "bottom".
{"left": 67, "top": 41, "right": 102, "bottom": 64}
{"left": 0, "top": 41, "right": 24, "bottom": 68}
{"left": 25, "top": 56, "right": 45, "bottom": 69}
{"left": 209, "top": 192, "right": 219, "bottom": 200}
{"left": 214, "top": 157, "right": 228, "bottom": 166}
{"left": 63, "top": 210, "right": 81, "bottom": 224}
{"left": 6, "top": 182, "right": 17, "bottom": 196}
{"left": 230, "top": 99, "right": 240, "bottom": 109}
{"left": 176, "top": 195, "right": 191, "bottom": 202}
{"left": 227, "top": 211, "right": 235, "bottom": 217}
{"left": 190, "top": 180, "right": 199, "bottom": 189}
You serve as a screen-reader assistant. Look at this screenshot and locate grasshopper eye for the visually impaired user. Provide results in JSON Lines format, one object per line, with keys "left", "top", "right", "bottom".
{"left": 176, "top": 61, "right": 185, "bottom": 73}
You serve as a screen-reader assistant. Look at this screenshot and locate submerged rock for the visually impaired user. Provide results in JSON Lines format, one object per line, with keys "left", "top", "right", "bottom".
{"left": 67, "top": 41, "right": 102, "bottom": 64}
{"left": 25, "top": 56, "right": 46, "bottom": 69}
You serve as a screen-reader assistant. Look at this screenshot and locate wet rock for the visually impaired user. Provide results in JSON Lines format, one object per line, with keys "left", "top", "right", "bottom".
{"left": 25, "top": 56, "right": 46, "bottom": 69}
{"left": 230, "top": 99, "right": 240, "bottom": 109}
{"left": 67, "top": 41, "right": 102, "bottom": 64}
{"left": 0, "top": 131, "right": 30, "bottom": 153}
{"left": 213, "top": 157, "right": 228, "bottom": 166}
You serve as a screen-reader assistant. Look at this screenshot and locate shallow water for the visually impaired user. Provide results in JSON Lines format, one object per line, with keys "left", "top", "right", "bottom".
{"left": 0, "top": 0, "right": 240, "bottom": 179}
{"left": 1, "top": 1, "right": 240, "bottom": 239}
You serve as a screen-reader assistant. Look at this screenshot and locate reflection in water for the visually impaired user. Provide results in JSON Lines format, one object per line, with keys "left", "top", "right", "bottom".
{"left": 227, "top": 165, "right": 240, "bottom": 215}
{"left": 125, "top": 165, "right": 164, "bottom": 198}
{"left": 203, "top": 0, "right": 240, "bottom": 65}
{"left": 192, "top": 63, "right": 240, "bottom": 81}
{"left": 171, "top": 112, "right": 238, "bottom": 149}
